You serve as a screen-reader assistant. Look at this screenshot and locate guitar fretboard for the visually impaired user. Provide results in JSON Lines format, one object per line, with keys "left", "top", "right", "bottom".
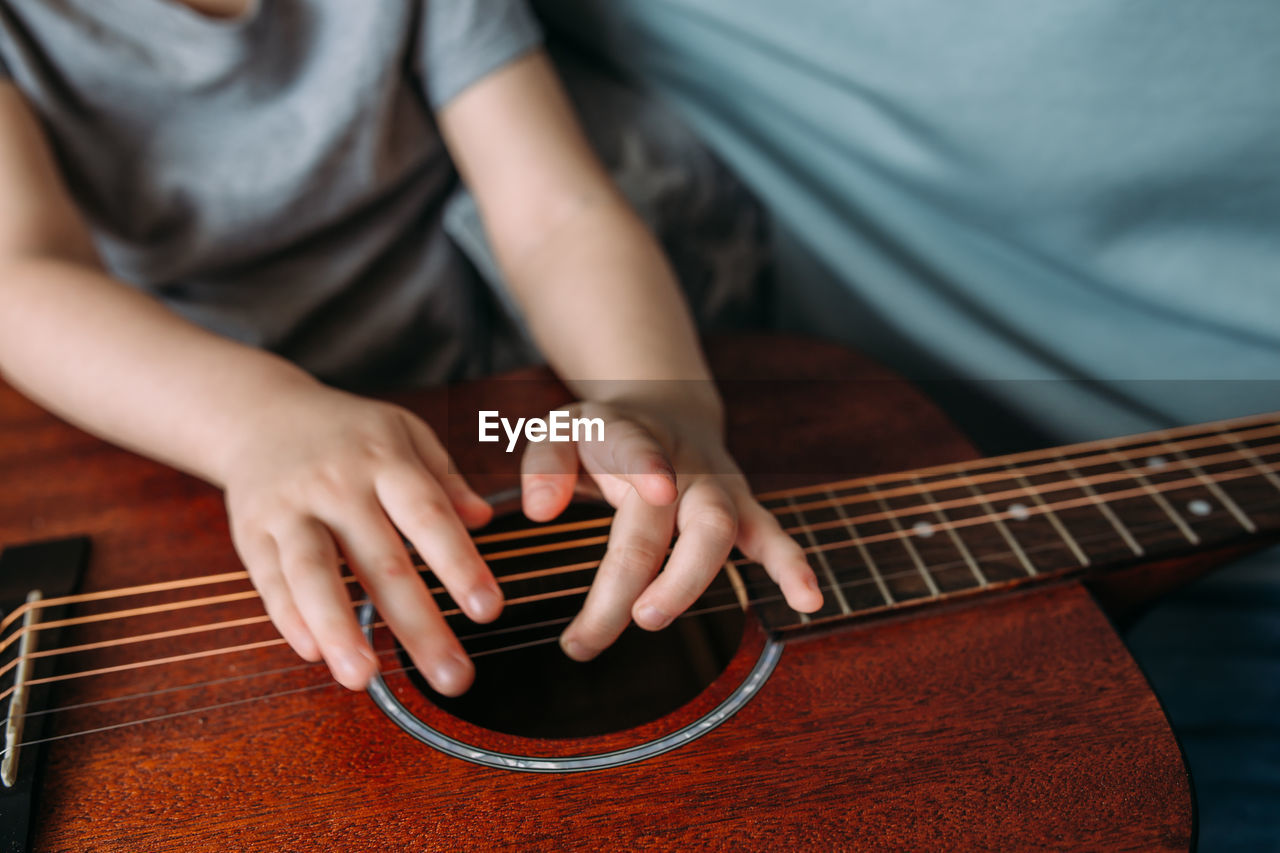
{"left": 735, "top": 411, "right": 1280, "bottom": 632}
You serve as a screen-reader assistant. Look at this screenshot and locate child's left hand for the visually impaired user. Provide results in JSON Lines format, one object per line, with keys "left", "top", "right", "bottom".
{"left": 519, "top": 395, "right": 824, "bottom": 661}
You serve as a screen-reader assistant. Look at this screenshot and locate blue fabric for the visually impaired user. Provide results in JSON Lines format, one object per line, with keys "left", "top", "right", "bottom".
{"left": 535, "top": 0, "right": 1280, "bottom": 442}
{"left": 532, "top": 2, "right": 1280, "bottom": 846}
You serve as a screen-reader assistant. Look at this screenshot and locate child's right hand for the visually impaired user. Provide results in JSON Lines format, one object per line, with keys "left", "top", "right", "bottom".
{"left": 216, "top": 382, "right": 499, "bottom": 695}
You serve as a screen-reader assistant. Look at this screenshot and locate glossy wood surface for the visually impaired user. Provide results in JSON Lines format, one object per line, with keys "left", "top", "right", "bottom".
{"left": 0, "top": 336, "right": 1192, "bottom": 850}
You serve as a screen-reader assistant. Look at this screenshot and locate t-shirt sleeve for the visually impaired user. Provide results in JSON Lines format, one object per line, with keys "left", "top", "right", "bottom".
{"left": 419, "top": 0, "right": 543, "bottom": 109}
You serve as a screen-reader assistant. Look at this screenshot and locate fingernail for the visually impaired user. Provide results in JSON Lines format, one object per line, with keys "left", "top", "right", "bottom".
{"left": 467, "top": 586, "right": 501, "bottom": 620}
{"left": 433, "top": 650, "right": 472, "bottom": 696}
{"left": 332, "top": 649, "right": 370, "bottom": 688}
{"left": 636, "top": 604, "right": 671, "bottom": 630}
{"left": 466, "top": 495, "right": 493, "bottom": 521}
{"left": 561, "top": 635, "right": 592, "bottom": 661}
{"left": 526, "top": 484, "right": 557, "bottom": 515}
{"left": 804, "top": 573, "right": 821, "bottom": 593}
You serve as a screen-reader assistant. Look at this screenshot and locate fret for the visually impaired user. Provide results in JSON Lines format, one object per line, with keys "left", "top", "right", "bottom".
{"left": 864, "top": 483, "right": 940, "bottom": 597}
{"left": 788, "top": 489, "right": 899, "bottom": 612}
{"left": 909, "top": 470, "right": 1036, "bottom": 583}
{"left": 1050, "top": 455, "right": 1144, "bottom": 557}
{"left": 907, "top": 476, "right": 988, "bottom": 587}
{"left": 870, "top": 476, "right": 988, "bottom": 594}
{"left": 1165, "top": 446, "right": 1256, "bottom": 532}
{"left": 1002, "top": 465, "right": 1090, "bottom": 567}
{"left": 1220, "top": 431, "right": 1280, "bottom": 533}
{"left": 954, "top": 472, "right": 1038, "bottom": 577}
{"left": 1105, "top": 449, "right": 1200, "bottom": 545}
{"left": 786, "top": 496, "right": 852, "bottom": 616}
{"left": 824, "top": 485, "right": 936, "bottom": 605}
{"left": 827, "top": 489, "right": 894, "bottom": 607}
{"left": 1161, "top": 425, "right": 1280, "bottom": 541}
{"left": 1221, "top": 431, "right": 1280, "bottom": 496}
{"left": 741, "top": 412, "right": 1280, "bottom": 636}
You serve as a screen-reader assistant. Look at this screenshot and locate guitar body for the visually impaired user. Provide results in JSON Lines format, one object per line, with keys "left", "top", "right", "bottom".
{"left": 0, "top": 337, "right": 1192, "bottom": 850}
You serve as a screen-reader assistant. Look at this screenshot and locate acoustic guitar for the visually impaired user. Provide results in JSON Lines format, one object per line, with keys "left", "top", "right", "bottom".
{"left": 1, "top": 336, "right": 1275, "bottom": 851}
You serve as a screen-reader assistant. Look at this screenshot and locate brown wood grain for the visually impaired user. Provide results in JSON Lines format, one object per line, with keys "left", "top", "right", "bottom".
{"left": 0, "top": 335, "right": 1194, "bottom": 850}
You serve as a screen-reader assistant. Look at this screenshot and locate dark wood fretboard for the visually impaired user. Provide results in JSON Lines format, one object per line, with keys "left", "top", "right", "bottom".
{"left": 737, "top": 411, "right": 1280, "bottom": 633}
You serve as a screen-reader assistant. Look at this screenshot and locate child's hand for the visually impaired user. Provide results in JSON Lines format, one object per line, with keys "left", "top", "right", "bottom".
{"left": 217, "top": 383, "right": 498, "bottom": 695}
{"left": 519, "top": 396, "right": 825, "bottom": 661}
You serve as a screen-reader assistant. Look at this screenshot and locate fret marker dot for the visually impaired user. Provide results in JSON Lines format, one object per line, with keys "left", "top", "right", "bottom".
{"left": 1007, "top": 503, "right": 1030, "bottom": 521}
{"left": 1146, "top": 455, "right": 1168, "bottom": 470}
{"left": 912, "top": 521, "right": 935, "bottom": 538}
{"left": 1188, "top": 499, "right": 1212, "bottom": 517}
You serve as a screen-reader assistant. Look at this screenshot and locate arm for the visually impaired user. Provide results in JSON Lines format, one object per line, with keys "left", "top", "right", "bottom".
{"left": 0, "top": 83, "right": 499, "bottom": 695}
{"left": 436, "top": 53, "right": 823, "bottom": 659}
{"left": 436, "top": 54, "right": 710, "bottom": 389}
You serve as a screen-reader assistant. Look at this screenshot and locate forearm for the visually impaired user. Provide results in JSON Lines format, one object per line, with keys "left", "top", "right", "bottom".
{"left": 502, "top": 195, "right": 724, "bottom": 427}
{"left": 435, "top": 53, "right": 721, "bottom": 422}
{"left": 0, "top": 257, "right": 320, "bottom": 485}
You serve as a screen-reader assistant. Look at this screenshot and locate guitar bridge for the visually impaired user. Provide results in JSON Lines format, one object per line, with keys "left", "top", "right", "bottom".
{"left": 3, "top": 590, "right": 44, "bottom": 788}
{"left": 0, "top": 537, "right": 90, "bottom": 853}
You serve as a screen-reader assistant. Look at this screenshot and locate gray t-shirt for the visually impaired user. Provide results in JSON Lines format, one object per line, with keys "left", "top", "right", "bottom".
{"left": 0, "top": 0, "right": 542, "bottom": 386}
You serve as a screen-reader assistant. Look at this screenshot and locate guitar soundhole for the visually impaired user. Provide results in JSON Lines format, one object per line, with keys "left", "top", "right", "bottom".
{"left": 399, "top": 501, "right": 746, "bottom": 739}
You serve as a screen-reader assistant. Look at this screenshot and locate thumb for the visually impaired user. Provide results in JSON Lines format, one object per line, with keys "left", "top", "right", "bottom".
{"left": 520, "top": 429, "right": 580, "bottom": 521}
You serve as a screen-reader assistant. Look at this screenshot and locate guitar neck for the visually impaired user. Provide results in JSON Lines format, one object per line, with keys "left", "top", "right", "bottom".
{"left": 738, "top": 410, "right": 1280, "bottom": 633}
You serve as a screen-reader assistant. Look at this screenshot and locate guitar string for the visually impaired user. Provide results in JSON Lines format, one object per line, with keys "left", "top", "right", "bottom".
{"left": 4, "top": 414, "right": 1276, "bottom": 639}
{"left": 3, "top": 423, "right": 1277, "bottom": 663}
{"left": 467, "top": 426, "right": 1280, "bottom": 565}
{"left": 0, "top": 498, "right": 1256, "bottom": 752}
{"left": 3, "top": 415, "right": 1275, "bottom": 654}
{"left": 10, "top": 605, "right": 588, "bottom": 722}
{"left": 0, "top": 561, "right": 609, "bottom": 672}
{"left": 4, "top": 632, "right": 576, "bottom": 754}
{"left": 0, "top": 584, "right": 602, "bottom": 701}
{"left": 2, "top": 435, "right": 1276, "bottom": 686}
{"left": 418, "top": 429, "right": 1280, "bottom": 567}
{"left": 4, "top": 432, "right": 1277, "bottom": 683}
{"left": 0, "top": 503, "right": 1235, "bottom": 740}
{"left": 2, "top": 444, "right": 1277, "bottom": 685}
{"left": 755, "top": 409, "right": 1280, "bottom": 500}
{"left": 3, "top": 465, "right": 1273, "bottom": 708}
{"left": 768, "top": 426, "right": 1280, "bottom": 516}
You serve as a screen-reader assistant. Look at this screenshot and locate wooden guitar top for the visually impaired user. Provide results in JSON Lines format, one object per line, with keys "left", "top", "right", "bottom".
{"left": 0, "top": 336, "right": 1190, "bottom": 850}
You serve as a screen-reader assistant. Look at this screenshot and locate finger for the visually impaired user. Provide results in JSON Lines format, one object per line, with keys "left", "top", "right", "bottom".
{"left": 632, "top": 480, "right": 738, "bottom": 630}
{"left": 560, "top": 489, "right": 676, "bottom": 661}
{"left": 376, "top": 465, "right": 503, "bottom": 625}
{"left": 736, "top": 496, "right": 824, "bottom": 612}
{"left": 325, "top": 496, "right": 477, "bottom": 697}
{"left": 520, "top": 432, "right": 578, "bottom": 521}
{"left": 231, "top": 523, "right": 320, "bottom": 661}
{"left": 578, "top": 417, "right": 677, "bottom": 507}
{"left": 274, "top": 517, "right": 380, "bottom": 690}
{"left": 402, "top": 413, "right": 493, "bottom": 529}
